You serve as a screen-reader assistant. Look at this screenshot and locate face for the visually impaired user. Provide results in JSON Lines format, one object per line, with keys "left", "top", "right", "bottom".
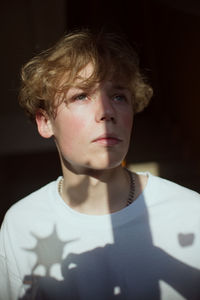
{"left": 36, "top": 63, "right": 134, "bottom": 173}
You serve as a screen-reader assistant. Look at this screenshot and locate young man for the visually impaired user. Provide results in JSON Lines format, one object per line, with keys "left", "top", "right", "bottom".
{"left": 0, "top": 29, "right": 200, "bottom": 300}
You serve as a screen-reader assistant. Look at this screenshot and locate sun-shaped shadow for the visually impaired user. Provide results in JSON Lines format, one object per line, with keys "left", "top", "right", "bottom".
{"left": 25, "top": 225, "right": 77, "bottom": 276}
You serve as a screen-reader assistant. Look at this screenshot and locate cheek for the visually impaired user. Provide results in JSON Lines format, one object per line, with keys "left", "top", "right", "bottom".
{"left": 121, "top": 112, "right": 134, "bottom": 131}
{"left": 67, "top": 107, "right": 91, "bottom": 131}
{"left": 67, "top": 118, "right": 86, "bottom": 133}
{"left": 57, "top": 118, "right": 87, "bottom": 155}
{"left": 58, "top": 114, "right": 89, "bottom": 144}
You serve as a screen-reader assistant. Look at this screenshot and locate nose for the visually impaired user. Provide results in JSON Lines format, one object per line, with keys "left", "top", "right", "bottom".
{"left": 95, "top": 92, "right": 116, "bottom": 123}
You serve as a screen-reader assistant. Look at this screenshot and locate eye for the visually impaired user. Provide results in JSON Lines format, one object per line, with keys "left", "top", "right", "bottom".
{"left": 113, "top": 94, "right": 127, "bottom": 102}
{"left": 73, "top": 93, "right": 88, "bottom": 101}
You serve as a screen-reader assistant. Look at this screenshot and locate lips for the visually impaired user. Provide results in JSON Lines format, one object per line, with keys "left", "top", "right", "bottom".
{"left": 92, "top": 134, "right": 122, "bottom": 146}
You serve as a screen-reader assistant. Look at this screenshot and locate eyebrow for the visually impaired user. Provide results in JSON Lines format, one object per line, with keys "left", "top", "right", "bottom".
{"left": 113, "top": 85, "right": 128, "bottom": 90}
{"left": 111, "top": 85, "right": 130, "bottom": 91}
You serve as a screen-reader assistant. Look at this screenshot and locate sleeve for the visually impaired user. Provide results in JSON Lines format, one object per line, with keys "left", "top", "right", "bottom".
{"left": 0, "top": 218, "right": 23, "bottom": 300}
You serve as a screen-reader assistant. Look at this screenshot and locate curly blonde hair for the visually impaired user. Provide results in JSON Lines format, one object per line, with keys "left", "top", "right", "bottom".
{"left": 19, "top": 29, "right": 153, "bottom": 120}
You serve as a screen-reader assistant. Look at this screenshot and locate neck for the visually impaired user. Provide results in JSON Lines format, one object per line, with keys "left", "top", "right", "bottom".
{"left": 60, "top": 166, "right": 131, "bottom": 215}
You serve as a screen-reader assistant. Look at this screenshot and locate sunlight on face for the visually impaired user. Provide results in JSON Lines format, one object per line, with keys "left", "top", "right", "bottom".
{"left": 50, "top": 63, "right": 134, "bottom": 174}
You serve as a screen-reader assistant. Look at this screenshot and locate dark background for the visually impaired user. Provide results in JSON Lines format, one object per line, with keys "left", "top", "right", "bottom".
{"left": 1, "top": 0, "right": 200, "bottom": 224}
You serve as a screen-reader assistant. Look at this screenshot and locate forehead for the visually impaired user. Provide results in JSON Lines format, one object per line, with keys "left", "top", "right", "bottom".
{"left": 74, "top": 62, "right": 130, "bottom": 90}
{"left": 77, "top": 62, "right": 94, "bottom": 80}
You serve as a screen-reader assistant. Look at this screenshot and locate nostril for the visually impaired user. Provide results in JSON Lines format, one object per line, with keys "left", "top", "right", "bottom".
{"left": 96, "top": 102, "right": 116, "bottom": 123}
{"left": 110, "top": 116, "right": 115, "bottom": 122}
{"left": 100, "top": 115, "right": 115, "bottom": 122}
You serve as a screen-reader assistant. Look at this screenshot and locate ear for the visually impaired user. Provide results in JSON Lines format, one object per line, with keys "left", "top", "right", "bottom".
{"left": 35, "top": 110, "right": 54, "bottom": 139}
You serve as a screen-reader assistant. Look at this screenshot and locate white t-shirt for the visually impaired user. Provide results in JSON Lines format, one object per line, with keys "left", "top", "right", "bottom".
{"left": 1, "top": 172, "right": 200, "bottom": 300}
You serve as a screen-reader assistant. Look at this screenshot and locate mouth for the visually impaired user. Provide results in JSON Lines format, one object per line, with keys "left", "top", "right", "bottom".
{"left": 92, "top": 134, "right": 122, "bottom": 146}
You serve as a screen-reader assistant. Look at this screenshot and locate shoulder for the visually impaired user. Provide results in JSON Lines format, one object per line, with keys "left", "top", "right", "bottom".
{"left": 2, "top": 178, "right": 60, "bottom": 225}
{"left": 144, "top": 172, "right": 200, "bottom": 207}
{"left": 149, "top": 173, "right": 199, "bottom": 195}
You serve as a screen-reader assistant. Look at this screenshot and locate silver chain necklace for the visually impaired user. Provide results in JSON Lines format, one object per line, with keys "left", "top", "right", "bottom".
{"left": 58, "top": 168, "right": 135, "bottom": 207}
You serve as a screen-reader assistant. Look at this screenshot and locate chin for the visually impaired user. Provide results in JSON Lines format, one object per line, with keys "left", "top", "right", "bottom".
{"left": 88, "top": 157, "right": 124, "bottom": 170}
{"left": 61, "top": 152, "right": 126, "bottom": 173}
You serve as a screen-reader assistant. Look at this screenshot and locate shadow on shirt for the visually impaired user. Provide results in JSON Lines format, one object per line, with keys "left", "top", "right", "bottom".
{"left": 19, "top": 194, "right": 200, "bottom": 300}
